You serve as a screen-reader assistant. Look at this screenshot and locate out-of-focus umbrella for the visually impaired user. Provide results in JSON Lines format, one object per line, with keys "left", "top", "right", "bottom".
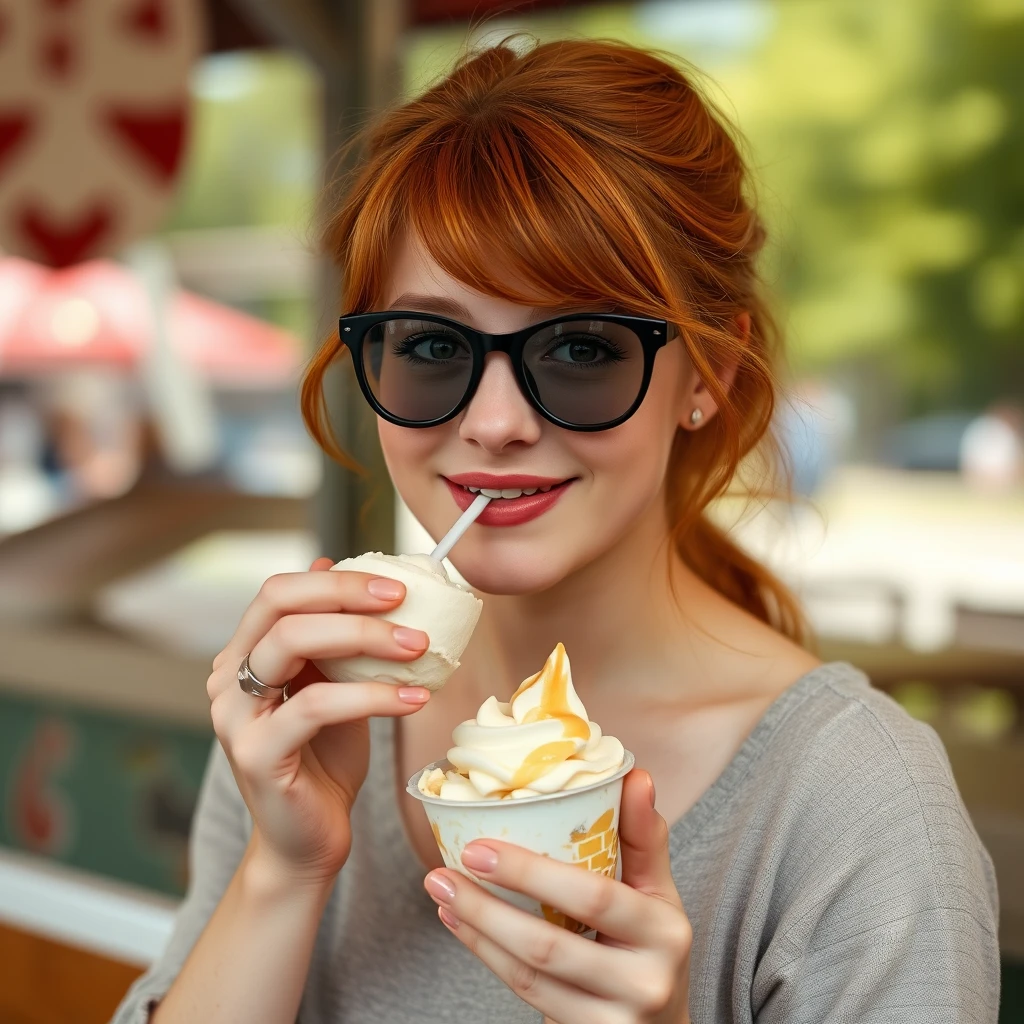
{"left": 0, "top": 256, "right": 301, "bottom": 387}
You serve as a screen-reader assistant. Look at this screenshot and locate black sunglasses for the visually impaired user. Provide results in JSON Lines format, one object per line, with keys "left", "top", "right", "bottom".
{"left": 338, "top": 310, "right": 671, "bottom": 431}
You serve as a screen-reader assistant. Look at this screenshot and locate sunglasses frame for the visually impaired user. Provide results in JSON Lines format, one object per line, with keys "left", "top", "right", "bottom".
{"left": 338, "top": 309, "right": 671, "bottom": 431}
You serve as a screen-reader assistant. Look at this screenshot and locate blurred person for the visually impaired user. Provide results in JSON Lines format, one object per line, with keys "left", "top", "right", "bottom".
{"left": 114, "top": 37, "right": 999, "bottom": 1024}
{"left": 0, "top": 384, "right": 58, "bottom": 532}
{"left": 960, "top": 401, "right": 1024, "bottom": 491}
{"left": 41, "top": 370, "right": 144, "bottom": 502}
{"left": 775, "top": 377, "right": 855, "bottom": 496}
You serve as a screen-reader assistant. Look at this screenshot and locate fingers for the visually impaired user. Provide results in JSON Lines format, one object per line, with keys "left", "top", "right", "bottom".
{"left": 222, "top": 568, "right": 409, "bottom": 673}
{"left": 433, "top": 907, "right": 617, "bottom": 1024}
{"left": 423, "top": 871, "right": 652, "bottom": 1005}
{"left": 245, "top": 613, "right": 428, "bottom": 690}
{"left": 245, "top": 681, "right": 430, "bottom": 769}
{"left": 451, "top": 840, "right": 681, "bottom": 949}
{"left": 618, "top": 769, "right": 684, "bottom": 908}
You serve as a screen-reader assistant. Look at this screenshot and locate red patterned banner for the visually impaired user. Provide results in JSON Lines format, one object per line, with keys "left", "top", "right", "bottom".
{"left": 0, "top": 0, "right": 204, "bottom": 267}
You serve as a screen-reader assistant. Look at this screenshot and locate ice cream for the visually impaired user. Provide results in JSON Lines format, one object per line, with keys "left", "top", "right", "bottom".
{"left": 417, "top": 642, "right": 624, "bottom": 801}
{"left": 313, "top": 552, "right": 483, "bottom": 692}
{"left": 408, "top": 643, "right": 633, "bottom": 934}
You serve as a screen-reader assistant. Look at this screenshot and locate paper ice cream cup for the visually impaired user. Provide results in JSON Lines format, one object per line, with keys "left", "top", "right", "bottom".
{"left": 314, "top": 552, "right": 483, "bottom": 692}
{"left": 407, "top": 749, "right": 635, "bottom": 938}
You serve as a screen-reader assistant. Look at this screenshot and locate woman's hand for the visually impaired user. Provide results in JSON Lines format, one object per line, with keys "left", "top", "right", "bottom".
{"left": 423, "top": 770, "right": 691, "bottom": 1024}
{"left": 207, "top": 557, "right": 433, "bottom": 887}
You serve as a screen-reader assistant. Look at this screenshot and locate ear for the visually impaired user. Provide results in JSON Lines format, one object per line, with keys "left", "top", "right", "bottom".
{"left": 680, "top": 311, "right": 750, "bottom": 430}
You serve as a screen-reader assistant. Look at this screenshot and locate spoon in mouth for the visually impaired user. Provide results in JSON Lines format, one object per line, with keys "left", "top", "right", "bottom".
{"left": 428, "top": 492, "right": 491, "bottom": 568}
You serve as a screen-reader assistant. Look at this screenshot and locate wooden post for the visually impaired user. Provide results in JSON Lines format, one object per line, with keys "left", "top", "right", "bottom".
{"left": 231, "top": 0, "right": 408, "bottom": 559}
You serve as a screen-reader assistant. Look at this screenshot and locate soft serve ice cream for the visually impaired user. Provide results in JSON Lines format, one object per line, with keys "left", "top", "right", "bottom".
{"left": 314, "top": 552, "right": 483, "bottom": 692}
{"left": 409, "top": 641, "right": 634, "bottom": 934}
{"left": 418, "top": 642, "right": 624, "bottom": 801}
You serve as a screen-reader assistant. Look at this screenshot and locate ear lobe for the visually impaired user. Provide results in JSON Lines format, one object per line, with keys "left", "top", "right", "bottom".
{"left": 678, "top": 312, "right": 750, "bottom": 430}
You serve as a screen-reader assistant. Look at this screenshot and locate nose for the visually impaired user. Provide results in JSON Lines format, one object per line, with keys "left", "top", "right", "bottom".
{"left": 458, "top": 353, "right": 543, "bottom": 453}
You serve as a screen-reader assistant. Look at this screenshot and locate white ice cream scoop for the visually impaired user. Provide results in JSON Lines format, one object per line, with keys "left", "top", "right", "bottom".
{"left": 313, "top": 495, "right": 489, "bottom": 692}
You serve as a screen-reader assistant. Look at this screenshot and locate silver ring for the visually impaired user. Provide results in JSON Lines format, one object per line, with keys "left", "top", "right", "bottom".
{"left": 237, "top": 653, "right": 288, "bottom": 701}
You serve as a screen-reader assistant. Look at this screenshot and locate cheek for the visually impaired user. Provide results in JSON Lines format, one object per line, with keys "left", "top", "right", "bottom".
{"left": 575, "top": 412, "right": 676, "bottom": 522}
{"left": 378, "top": 421, "right": 438, "bottom": 504}
{"left": 378, "top": 420, "right": 459, "bottom": 544}
{"left": 579, "top": 357, "right": 683, "bottom": 495}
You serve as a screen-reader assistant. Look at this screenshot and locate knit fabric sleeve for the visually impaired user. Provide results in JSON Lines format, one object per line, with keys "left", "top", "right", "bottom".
{"left": 751, "top": 684, "right": 1000, "bottom": 1024}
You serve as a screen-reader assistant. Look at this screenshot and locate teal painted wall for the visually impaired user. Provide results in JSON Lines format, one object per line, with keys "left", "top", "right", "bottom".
{"left": 0, "top": 690, "right": 212, "bottom": 897}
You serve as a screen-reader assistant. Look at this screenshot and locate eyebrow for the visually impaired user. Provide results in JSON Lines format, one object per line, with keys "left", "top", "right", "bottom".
{"left": 385, "top": 292, "right": 604, "bottom": 325}
{"left": 387, "top": 294, "right": 473, "bottom": 318}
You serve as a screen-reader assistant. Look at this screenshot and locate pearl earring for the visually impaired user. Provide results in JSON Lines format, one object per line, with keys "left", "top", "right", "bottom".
{"left": 689, "top": 408, "right": 703, "bottom": 426}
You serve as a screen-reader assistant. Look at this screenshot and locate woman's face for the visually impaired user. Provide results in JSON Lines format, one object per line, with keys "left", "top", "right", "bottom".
{"left": 376, "top": 230, "right": 703, "bottom": 595}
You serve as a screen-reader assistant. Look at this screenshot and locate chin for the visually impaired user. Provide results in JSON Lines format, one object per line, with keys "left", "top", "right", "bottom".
{"left": 448, "top": 547, "right": 575, "bottom": 596}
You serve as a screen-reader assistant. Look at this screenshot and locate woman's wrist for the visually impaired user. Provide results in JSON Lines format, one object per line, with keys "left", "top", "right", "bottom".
{"left": 241, "top": 832, "right": 341, "bottom": 905}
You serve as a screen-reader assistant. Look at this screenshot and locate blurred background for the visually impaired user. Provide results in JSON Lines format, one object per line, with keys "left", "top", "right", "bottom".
{"left": 0, "top": 1, "right": 1020, "bottom": 1021}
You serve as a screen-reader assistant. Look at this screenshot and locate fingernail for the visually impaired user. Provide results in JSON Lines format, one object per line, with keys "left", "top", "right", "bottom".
{"left": 648, "top": 775, "right": 657, "bottom": 808}
{"left": 461, "top": 843, "right": 498, "bottom": 872}
{"left": 425, "top": 872, "right": 456, "bottom": 905}
{"left": 368, "top": 577, "right": 404, "bottom": 600}
{"left": 438, "top": 907, "right": 460, "bottom": 930}
{"left": 394, "top": 626, "right": 429, "bottom": 650}
{"left": 397, "top": 686, "right": 430, "bottom": 704}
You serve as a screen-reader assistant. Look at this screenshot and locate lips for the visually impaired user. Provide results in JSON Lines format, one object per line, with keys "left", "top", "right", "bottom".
{"left": 442, "top": 474, "right": 575, "bottom": 526}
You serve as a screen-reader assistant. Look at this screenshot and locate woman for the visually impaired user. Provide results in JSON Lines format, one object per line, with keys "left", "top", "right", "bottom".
{"left": 114, "top": 36, "right": 999, "bottom": 1024}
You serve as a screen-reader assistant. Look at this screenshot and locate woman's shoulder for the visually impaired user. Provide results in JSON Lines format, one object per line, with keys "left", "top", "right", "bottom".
{"left": 745, "top": 661, "right": 998, "bottom": 916}
{"left": 683, "top": 661, "right": 1003, "bottom": 1022}
{"left": 757, "top": 660, "right": 970, "bottom": 819}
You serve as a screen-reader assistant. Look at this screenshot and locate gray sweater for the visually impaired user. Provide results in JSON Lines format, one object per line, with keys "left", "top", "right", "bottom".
{"left": 112, "top": 662, "right": 1000, "bottom": 1023}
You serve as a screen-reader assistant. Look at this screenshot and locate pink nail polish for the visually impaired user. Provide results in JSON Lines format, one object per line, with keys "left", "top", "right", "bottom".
{"left": 461, "top": 843, "right": 498, "bottom": 872}
{"left": 397, "top": 687, "right": 430, "bottom": 704}
{"left": 394, "top": 625, "right": 429, "bottom": 650}
{"left": 438, "top": 907, "right": 460, "bottom": 930}
{"left": 425, "top": 872, "right": 456, "bottom": 904}
{"left": 368, "top": 577, "right": 404, "bottom": 600}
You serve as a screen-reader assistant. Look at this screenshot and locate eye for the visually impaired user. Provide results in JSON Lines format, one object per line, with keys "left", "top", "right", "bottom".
{"left": 394, "top": 332, "right": 470, "bottom": 364}
{"left": 419, "top": 337, "right": 458, "bottom": 360}
{"left": 544, "top": 335, "right": 625, "bottom": 366}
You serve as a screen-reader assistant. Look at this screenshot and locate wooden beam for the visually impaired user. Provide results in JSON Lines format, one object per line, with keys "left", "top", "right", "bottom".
{"left": 224, "top": 0, "right": 409, "bottom": 560}
{"left": 411, "top": 0, "right": 595, "bottom": 23}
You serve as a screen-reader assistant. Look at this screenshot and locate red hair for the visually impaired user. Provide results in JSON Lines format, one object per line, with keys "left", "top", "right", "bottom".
{"left": 302, "top": 35, "right": 808, "bottom": 644}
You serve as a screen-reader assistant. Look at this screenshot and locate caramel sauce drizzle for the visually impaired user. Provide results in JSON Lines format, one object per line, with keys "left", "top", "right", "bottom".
{"left": 505, "top": 643, "right": 590, "bottom": 790}
{"left": 509, "top": 740, "right": 578, "bottom": 790}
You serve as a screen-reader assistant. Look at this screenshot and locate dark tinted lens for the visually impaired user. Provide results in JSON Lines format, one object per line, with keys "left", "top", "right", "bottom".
{"left": 362, "top": 318, "right": 474, "bottom": 422}
{"left": 523, "top": 319, "right": 645, "bottom": 425}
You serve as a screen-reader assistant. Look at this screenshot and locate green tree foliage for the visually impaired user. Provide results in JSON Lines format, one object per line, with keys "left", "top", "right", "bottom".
{"left": 166, "top": 51, "right": 319, "bottom": 235}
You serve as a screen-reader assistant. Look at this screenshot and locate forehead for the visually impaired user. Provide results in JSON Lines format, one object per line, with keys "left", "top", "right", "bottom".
{"left": 380, "top": 228, "right": 611, "bottom": 328}
{"left": 382, "top": 229, "right": 471, "bottom": 303}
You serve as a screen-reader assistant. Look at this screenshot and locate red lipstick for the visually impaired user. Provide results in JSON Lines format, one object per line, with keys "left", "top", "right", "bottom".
{"left": 442, "top": 474, "right": 575, "bottom": 526}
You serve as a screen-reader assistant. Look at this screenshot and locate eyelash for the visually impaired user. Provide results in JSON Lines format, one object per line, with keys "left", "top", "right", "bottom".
{"left": 392, "top": 332, "right": 466, "bottom": 364}
{"left": 543, "top": 337, "right": 628, "bottom": 364}
{"left": 392, "top": 333, "right": 628, "bottom": 364}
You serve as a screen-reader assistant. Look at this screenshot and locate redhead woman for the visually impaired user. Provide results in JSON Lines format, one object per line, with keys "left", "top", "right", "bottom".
{"left": 114, "top": 37, "right": 999, "bottom": 1024}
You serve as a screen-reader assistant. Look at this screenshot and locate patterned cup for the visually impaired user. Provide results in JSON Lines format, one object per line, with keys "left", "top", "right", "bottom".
{"left": 407, "top": 750, "right": 635, "bottom": 937}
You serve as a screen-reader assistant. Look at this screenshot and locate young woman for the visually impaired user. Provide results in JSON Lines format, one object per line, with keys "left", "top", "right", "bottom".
{"left": 115, "top": 36, "right": 999, "bottom": 1024}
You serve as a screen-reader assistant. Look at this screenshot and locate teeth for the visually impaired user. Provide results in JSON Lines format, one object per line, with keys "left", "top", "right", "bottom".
{"left": 459, "top": 483, "right": 558, "bottom": 498}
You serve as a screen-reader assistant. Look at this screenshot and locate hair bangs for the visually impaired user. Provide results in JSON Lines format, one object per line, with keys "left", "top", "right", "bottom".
{"left": 391, "top": 113, "right": 671, "bottom": 317}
